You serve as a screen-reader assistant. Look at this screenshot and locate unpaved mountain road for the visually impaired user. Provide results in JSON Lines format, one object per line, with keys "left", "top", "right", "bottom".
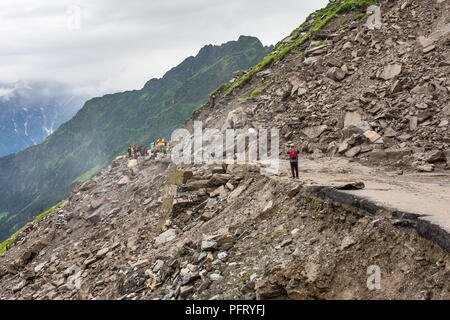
{"left": 274, "top": 157, "right": 450, "bottom": 234}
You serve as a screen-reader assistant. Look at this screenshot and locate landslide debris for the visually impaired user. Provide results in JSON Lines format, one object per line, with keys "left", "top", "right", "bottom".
{"left": 0, "top": 0, "right": 449, "bottom": 300}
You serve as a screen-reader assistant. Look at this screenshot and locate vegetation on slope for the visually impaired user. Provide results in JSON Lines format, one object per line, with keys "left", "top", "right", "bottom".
{"left": 221, "top": 0, "right": 378, "bottom": 97}
{"left": 0, "top": 199, "right": 67, "bottom": 255}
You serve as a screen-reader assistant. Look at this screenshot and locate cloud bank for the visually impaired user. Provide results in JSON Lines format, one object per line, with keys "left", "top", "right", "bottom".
{"left": 0, "top": 0, "right": 328, "bottom": 96}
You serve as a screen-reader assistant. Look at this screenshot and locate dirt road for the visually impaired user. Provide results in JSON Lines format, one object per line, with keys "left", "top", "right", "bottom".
{"left": 273, "top": 157, "right": 450, "bottom": 234}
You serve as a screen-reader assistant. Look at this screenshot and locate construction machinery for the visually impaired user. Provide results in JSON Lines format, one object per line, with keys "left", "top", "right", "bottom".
{"left": 150, "top": 139, "right": 170, "bottom": 154}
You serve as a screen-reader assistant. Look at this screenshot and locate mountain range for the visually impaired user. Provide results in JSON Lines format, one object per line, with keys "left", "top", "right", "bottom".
{"left": 0, "top": 81, "right": 88, "bottom": 157}
{"left": 0, "top": 35, "right": 272, "bottom": 241}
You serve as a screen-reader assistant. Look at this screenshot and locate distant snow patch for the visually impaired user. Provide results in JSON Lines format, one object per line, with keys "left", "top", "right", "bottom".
{"left": 42, "top": 126, "right": 53, "bottom": 136}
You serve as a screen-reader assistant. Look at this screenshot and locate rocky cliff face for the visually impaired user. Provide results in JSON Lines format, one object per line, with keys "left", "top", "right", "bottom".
{"left": 0, "top": 0, "right": 448, "bottom": 300}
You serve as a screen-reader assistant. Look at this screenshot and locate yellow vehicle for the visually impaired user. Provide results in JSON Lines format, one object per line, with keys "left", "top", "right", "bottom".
{"left": 155, "top": 139, "right": 166, "bottom": 147}
{"left": 152, "top": 139, "right": 169, "bottom": 154}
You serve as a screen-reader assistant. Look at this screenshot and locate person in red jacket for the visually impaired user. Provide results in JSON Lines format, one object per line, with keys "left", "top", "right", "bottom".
{"left": 288, "top": 144, "right": 299, "bottom": 179}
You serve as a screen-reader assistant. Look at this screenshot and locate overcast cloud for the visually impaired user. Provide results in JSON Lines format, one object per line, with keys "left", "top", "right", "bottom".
{"left": 0, "top": 0, "right": 328, "bottom": 96}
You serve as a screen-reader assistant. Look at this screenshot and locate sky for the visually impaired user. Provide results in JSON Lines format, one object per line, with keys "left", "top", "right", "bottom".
{"left": 0, "top": 0, "right": 328, "bottom": 97}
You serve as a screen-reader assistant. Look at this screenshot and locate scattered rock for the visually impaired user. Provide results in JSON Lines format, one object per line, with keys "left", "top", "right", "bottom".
{"left": 363, "top": 131, "right": 384, "bottom": 144}
{"left": 225, "top": 182, "right": 235, "bottom": 191}
{"left": 345, "top": 146, "right": 361, "bottom": 158}
{"left": 180, "top": 285, "right": 194, "bottom": 297}
{"left": 96, "top": 247, "right": 109, "bottom": 258}
{"left": 302, "top": 125, "right": 329, "bottom": 139}
{"left": 229, "top": 185, "right": 247, "bottom": 199}
{"left": 210, "top": 273, "right": 223, "bottom": 281}
{"left": 390, "top": 80, "right": 403, "bottom": 94}
{"left": 154, "top": 229, "right": 177, "bottom": 246}
{"left": 280, "top": 238, "right": 293, "bottom": 248}
{"left": 201, "top": 211, "right": 214, "bottom": 221}
{"left": 380, "top": 64, "right": 402, "bottom": 80}
{"left": 12, "top": 280, "right": 26, "bottom": 293}
{"left": 425, "top": 151, "right": 446, "bottom": 163}
{"left": 127, "top": 159, "right": 138, "bottom": 168}
{"left": 201, "top": 240, "right": 217, "bottom": 252}
{"left": 417, "top": 165, "right": 434, "bottom": 172}
{"left": 262, "top": 201, "right": 274, "bottom": 213}
{"left": 423, "top": 45, "right": 436, "bottom": 54}
{"left": 340, "top": 236, "right": 355, "bottom": 250}
{"left": 334, "top": 182, "right": 365, "bottom": 190}
{"left": 288, "top": 185, "right": 303, "bottom": 198}
{"left": 86, "top": 212, "right": 101, "bottom": 224}
{"left": 90, "top": 198, "right": 104, "bottom": 210}
{"left": 153, "top": 260, "right": 164, "bottom": 273}
{"left": 217, "top": 252, "right": 228, "bottom": 260}
{"left": 326, "top": 67, "right": 346, "bottom": 81}
{"left": 384, "top": 126, "right": 397, "bottom": 138}
{"left": 118, "top": 176, "right": 130, "bottom": 186}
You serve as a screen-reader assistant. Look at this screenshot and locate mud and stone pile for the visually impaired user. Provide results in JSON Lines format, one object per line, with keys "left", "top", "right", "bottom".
{"left": 0, "top": 154, "right": 448, "bottom": 300}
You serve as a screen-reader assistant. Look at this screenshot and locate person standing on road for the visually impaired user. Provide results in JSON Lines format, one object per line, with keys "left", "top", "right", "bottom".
{"left": 288, "top": 144, "right": 299, "bottom": 179}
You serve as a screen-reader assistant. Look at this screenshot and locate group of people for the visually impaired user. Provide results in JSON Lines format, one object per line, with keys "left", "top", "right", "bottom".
{"left": 127, "top": 142, "right": 299, "bottom": 178}
{"left": 128, "top": 145, "right": 148, "bottom": 158}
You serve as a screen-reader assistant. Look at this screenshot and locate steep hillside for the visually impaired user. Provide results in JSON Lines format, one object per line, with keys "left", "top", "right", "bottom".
{"left": 0, "top": 36, "right": 272, "bottom": 241}
{"left": 191, "top": 0, "right": 449, "bottom": 173}
{"left": 0, "top": 81, "right": 87, "bottom": 157}
{"left": 0, "top": 0, "right": 448, "bottom": 301}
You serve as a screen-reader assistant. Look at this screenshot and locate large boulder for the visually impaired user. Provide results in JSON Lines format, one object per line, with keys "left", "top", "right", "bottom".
{"left": 365, "top": 5, "right": 382, "bottom": 30}
{"left": 345, "top": 146, "right": 361, "bottom": 158}
{"left": 326, "top": 67, "right": 346, "bottom": 81}
{"left": 344, "top": 112, "right": 362, "bottom": 128}
{"left": 169, "top": 170, "right": 194, "bottom": 185}
{"left": 288, "top": 185, "right": 303, "bottom": 198}
{"left": 212, "top": 167, "right": 225, "bottom": 174}
{"left": 302, "top": 125, "right": 329, "bottom": 139}
{"left": 208, "top": 174, "right": 231, "bottom": 187}
{"left": 154, "top": 229, "right": 177, "bottom": 246}
{"left": 379, "top": 64, "right": 402, "bottom": 80}
{"left": 127, "top": 159, "right": 138, "bottom": 168}
{"left": 426, "top": 150, "right": 446, "bottom": 163}
{"left": 181, "top": 179, "right": 210, "bottom": 192}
